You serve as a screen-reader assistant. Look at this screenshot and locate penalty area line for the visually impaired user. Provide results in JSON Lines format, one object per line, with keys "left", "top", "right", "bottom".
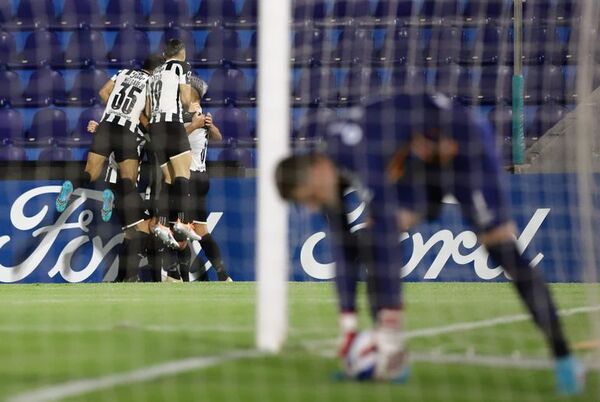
{"left": 7, "top": 350, "right": 261, "bottom": 402}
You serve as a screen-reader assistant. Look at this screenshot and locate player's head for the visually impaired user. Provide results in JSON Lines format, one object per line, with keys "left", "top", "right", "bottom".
{"left": 189, "top": 75, "right": 208, "bottom": 102}
{"left": 142, "top": 54, "right": 165, "bottom": 73}
{"left": 164, "top": 39, "right": 186, "bottom": 61}
{"left": 275, "top": 153, "right": 340, "bottom": 210}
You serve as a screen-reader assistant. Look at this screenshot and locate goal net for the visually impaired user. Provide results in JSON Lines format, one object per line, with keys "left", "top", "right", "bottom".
{"left": 0, "top": 0, "right": 598, "bottom": 401}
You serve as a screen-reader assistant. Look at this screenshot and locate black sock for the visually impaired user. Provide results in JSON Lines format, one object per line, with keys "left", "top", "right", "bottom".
{"left": 146, "top": 236, "right": 162, "bottom": 282}
{"left": 115, "top": 179, "right": 145, "bottom": 229}
{"left": 177, "top": 245, "right": 191, "bottom": 282}
{"left": 162, "top": 246, "right": 180, "bottom": 280}
{"left": 114, "top": 238, "right": 131, "bottom": 283}
{"left": 172, "top": 177, "right": 191, "bottom": 223}
{"left": 71, "top": 171, "right": 92, "bottom": 189}
{"left": 114, "top": 231, "right": 146, "bottom": 283}
{"left": 486, "top": 241, "right": 570, "bottom": 358}
{"left": 200, "top": 234, "right": 230, "bottom": 281}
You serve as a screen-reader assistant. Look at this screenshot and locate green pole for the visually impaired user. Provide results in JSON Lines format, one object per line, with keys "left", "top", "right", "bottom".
{"left": 512, "top": 0, "right": 525, "bottom": 165}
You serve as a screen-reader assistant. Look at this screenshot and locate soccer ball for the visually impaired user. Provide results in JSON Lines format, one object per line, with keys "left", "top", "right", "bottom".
{"left": 343, "top": 330, "right": 377, "bottom": 380}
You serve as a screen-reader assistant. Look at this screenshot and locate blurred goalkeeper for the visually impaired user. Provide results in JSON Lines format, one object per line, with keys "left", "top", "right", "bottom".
{"left": 275, "top": 92, "right": 585, "bottom": 394}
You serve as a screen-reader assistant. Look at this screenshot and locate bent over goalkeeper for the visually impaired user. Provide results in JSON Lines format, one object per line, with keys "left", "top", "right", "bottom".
{"left": 275, "top": 92, "right": 584, "bottom": 395}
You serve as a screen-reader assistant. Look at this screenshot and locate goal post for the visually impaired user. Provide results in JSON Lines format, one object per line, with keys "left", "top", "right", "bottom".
{"left": 255, "top": 0, "right": 292, "bottom": 352}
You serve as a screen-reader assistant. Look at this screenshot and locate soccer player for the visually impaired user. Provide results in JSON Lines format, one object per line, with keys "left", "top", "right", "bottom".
{"left": 55, "top": 56, "right": 176, "bottom": 246}
{"left": 275, "top": 92, "right": 585, "bottom": 394}
{"left": 147, "top": 39, "right": 199, "bottom": 243}
{"left": 178, "top": 75, "right": 233, "bottom": 282}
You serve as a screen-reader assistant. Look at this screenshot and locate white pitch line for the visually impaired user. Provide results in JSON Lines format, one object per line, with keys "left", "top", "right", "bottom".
{"left": 7, "top": 350, "right": 261, "bottom": 402}
{"left": 302, "top": 304, "right": 600, "bottom": 350}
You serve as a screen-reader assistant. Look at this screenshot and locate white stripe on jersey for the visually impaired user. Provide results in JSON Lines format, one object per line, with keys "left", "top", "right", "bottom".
{"left": 102, "top": 69, "right": 150, "bottom": 133}
{"left": 148, "top": 59, "right": 191, "bottom": 124}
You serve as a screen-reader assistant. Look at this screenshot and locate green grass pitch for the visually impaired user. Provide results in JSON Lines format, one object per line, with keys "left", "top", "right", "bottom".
{"left": 0, "top": 283, "right": 598, "bottom": 402}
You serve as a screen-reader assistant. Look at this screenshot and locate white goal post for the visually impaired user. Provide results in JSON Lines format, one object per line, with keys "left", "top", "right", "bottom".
{"left": 256, "top": 0, "right": 292, "bottom": 352}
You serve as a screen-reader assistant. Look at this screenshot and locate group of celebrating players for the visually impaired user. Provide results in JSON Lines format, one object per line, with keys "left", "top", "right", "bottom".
{"left": 54, "top": 39, "right": 232, "bottom": 283}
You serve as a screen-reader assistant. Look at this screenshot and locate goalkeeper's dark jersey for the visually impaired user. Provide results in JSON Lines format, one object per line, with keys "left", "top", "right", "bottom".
{"left": 323, "top": 92, "right": 510, "bottom": 232}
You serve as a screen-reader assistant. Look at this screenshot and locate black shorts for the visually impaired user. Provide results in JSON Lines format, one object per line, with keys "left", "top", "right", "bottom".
{"left": 190, "top": 170, "right": 209, "bottom": 223}
{"left": 90, "top": 121, "right": 139, "bottom": 162}
{"left": 148, "top": 121, "right": 191, "bottom": 167}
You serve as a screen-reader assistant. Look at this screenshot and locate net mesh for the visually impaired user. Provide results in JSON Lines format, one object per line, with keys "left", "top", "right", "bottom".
{"left": 0, "top": 0, "right": 598, "bottom": 401}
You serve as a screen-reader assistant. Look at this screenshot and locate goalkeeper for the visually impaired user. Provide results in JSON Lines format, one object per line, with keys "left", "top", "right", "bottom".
{"left": 275, "top": 92, "right": 584, "bottom": 394}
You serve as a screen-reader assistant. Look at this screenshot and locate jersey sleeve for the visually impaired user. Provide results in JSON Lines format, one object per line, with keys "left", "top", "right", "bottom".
{"left": 176, "top": 62, "right": 191, "bottom": 85}
{"left": 110, "top": 70, "right": 122, "bottom": 81}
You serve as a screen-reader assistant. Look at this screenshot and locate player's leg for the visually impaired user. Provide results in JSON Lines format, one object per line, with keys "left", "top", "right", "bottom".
{"left": 191, "top": 171, "right": 232, "bottom": 281}
{"left": 56, "top": 151, "right": 106, "bottom": 213}
{"left": 454, "top": 152, "right": 584, "bottom": 395}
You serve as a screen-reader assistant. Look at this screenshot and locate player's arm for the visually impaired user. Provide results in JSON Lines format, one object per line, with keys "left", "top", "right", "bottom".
{"left": 99, "top": 80, "right": 115, "bottom": 105}
{"left": 184, "top": 112, "right": 206, "bottom": 134}
{"left": 179, "top": 83, "right": 192, "bottom": 109}
{"left": 139, "top": 112, "right": 149, "bottom": 130}
{"left": 204, "top": 112, "right": 222, "bottom": 141}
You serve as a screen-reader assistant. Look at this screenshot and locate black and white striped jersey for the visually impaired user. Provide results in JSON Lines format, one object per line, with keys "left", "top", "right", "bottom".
{"left": 102, "top": 69, "right": 150, "bottom": 133}
{"left": 148, "top": 59, "right": 191, "bottom": 124}
{"left": 184, "top": 105, "right": 208, "bottom": 173}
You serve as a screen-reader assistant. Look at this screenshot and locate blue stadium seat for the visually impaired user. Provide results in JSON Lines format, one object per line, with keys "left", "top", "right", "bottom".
{"left": 527, "top": 101, "right": 567, "bottom": 141}
{"left": 6, "top": 0, "right": 55, "bottom": 30}
{"left": 523, "top": 25, "right": 564, "bottom": 65}
{"left": 332, "top": 28, "right": 375, "bottom": 65}
{"left": 39, "top": 146, "right": 73, "bottom": 161}
{"left": 293, "top": 107, "right": 336, "bottom": 141}
{"left": 160, "top": 28, "right": 196, "bottom": 60}
{"left": 0, "top": 31, "right": 17, "bottom": 65}
{"left": 62, "top": 28, "right": 107, "bottom": 68}
{"left": 462, "top": 0, "right": 510, "bottom": 25}
{"left": 433, "top": 63, "right": 462, "bottom": 97}
{"left": 293, "top": 0, "right": 328, "bottom": 25}
{"left": 371, "top": 0, "right": 415, "bottom": 26}
{"left": 293, "top": 67, "right": 337, "bottom": 106}
{"left": 0, "top": 70, "right": 23, "bottom": 106}
{"left": 488, "top": 103, "right": 513, "bottom": 140}
{"left": 103, "top": 28, "right": 150, "bottom": 67}
{"left": 374, "top": 26, "right": 417, "bottom": 65}
{"left": 14, "top": 29, "right": 62, "bottom": 68}
{"left": 422, "top": 25, "right": 461, "bottom": 65}
{"left": 218, "top": 146, "right": 253, "bottom": 168}
{"left": 0, "top": 108, "right": 24, "bottom": 144}
{"left": 101, "top": 0, "right": 145, "bottom": 29}
{"left": 320, "top": 0, "right": 371, "bottom": 27}
{"left": 58, "top": 104, "right": 103, "bottom": 147}
{"left": 0, "top": 2, "right": 12, "bottom": 25}
{"left": 213, "top": 107, "right": 250, "bottom": 141}
{"left": 525, "top": 65, "right": 566, "bottom": 104}
{"left": 460, "top": 24, "right": 508, "bottom": 65}
{"left": 66, "top": 67, "right": 110, "bottom": 106}
{"left": 390, "top": 66, "right": 427, "bottom": 94}
{"left": 338, "top": 66, "right": 383, "bottom": 104}
{"left": 18, "top": 107, "right": 68, "bottom": 146}
{"left": 291, "top": 28, "right": 327, "bottom": 66}
{"left": 417, "top": 0, "right": 459, "bottom": 25}
{"left": 21, "top": 67, "right": 66, "bottom": 107}
{"left": 0, "top": 144, "right": 27, "bottom": 161}
{"left": 556, "top": 0, "right": 580, "bottom": 24}
{"left": 188, "top": 0, "right": 237, "bottom": 28}
{"left": 56, "top": 0, "right": 102, "bottom": 29}
{"left": 226, "top": 0, "right": 257, "bottom": 28}
{"left": 145, "top": 0, "right": 190, "bottom": 29}
{"left": 204, "top": 67, "right": 248, "bottom": 106}
{"left": 195, "top": 27, "right": 240, "bottom": 66}
{"left": 479, "top": 65, "right": 512, "bottom": 104}
{"left": 236, "top": 30, "right": 257, "bottom": 65}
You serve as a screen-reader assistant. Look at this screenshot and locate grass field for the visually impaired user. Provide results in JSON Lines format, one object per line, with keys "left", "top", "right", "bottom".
{"left": 0, "top": 282, "right": 598, "bottom": 402}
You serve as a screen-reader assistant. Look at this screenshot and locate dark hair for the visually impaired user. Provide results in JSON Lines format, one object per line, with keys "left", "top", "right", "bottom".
{"left": 275, "top": 153, "right": 321, "bottom": 200}
{"left": 142, "top": 54, "right": 165, "bottom": 72}
{"left": 164, "top": 39, "right": 185, "bottom": 59}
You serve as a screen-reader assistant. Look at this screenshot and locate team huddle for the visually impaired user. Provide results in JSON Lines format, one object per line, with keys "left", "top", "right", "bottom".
{"left": 54, "top": 39, "right": 232, "bottom": 283}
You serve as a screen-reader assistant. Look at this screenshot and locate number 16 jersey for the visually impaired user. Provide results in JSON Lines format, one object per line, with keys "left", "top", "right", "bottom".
{"left": 102, "top": 69, "right": 150, "bottom": 133}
